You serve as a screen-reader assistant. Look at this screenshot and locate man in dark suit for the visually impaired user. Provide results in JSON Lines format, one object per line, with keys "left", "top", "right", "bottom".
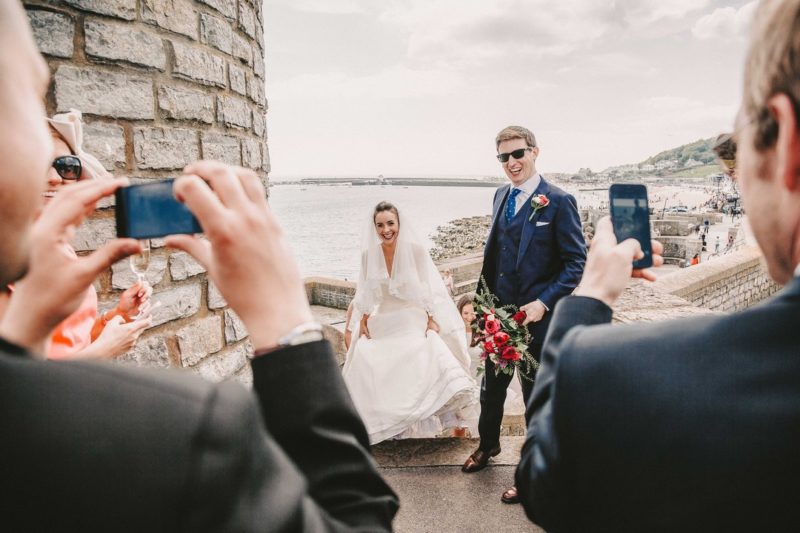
{"left": 462, "top": 126, "right": 585, "bottom": 504}
{"left": 0, "top": 2, "right": 397, "bottom": 530}
{"left": 516, "top": 0, "right": 800, "bottom": 530}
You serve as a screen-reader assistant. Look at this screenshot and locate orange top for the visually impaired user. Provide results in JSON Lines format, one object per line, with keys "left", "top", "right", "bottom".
{"left": 48, "top": 286, "right": 98, "bottom": 360}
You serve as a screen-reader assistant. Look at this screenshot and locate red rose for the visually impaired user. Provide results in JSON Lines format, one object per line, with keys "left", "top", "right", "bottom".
{"left": 538, "top": 194, "right": 550, "bottom": 207}
{"left": 493, "top": 331, "right": 510, "bottom": 346}
{"left": 512, "top": 311, "right": 526, "bottom": 325}
{"left": 484, "top": 341, "right": 496, "bottom": 354}
{"left": 501, "top": 346, "right": 519, "bottom": 360}
{"left": 484, "top": 319, "right": 501, "bottom": 335}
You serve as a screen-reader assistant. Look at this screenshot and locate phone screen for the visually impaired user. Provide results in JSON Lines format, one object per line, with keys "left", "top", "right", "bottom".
{"left": 609, "top": 184, "right": 653, "bottom": 269}
{"left": 115, "top": 179, "right": 202, "bottom": 239}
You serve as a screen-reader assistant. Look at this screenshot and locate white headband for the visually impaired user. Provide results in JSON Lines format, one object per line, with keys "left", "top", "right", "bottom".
{"left": 46, "top": 109, "right": 112, "bottom": 180}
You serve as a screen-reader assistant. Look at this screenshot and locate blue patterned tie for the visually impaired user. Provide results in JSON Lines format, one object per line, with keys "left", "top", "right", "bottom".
{"left": 505, "top": 188, "right": 522, "bottom": 223}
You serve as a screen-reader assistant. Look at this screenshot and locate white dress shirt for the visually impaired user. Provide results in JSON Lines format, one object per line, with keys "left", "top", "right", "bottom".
{"left": 511, "top": 173, "right": 542, "bottom": 216}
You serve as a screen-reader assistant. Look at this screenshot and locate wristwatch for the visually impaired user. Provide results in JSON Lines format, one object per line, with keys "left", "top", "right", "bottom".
{"left": 278, "top": 321, "right": 324, "bottom": 347}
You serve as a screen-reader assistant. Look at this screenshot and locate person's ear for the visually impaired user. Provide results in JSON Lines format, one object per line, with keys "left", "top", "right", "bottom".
{"left": 767, "top": 93, "right": 800, "bottom": 191}
{"left": 531, "top": 146, "right": 540, "bottom": 160}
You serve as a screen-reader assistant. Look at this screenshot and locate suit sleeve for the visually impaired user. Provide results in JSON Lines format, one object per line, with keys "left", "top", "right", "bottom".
{"left": 184, "top": 340, "right": 398, "bottom": 532}
{"left": 536, "top": 194, "right": 586, "bottom": 310}
{"left": 515, "top": 296, "right": 612, "bottom": 531}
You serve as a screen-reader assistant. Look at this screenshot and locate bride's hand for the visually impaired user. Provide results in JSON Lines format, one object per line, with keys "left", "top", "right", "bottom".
{"left": 425, "top": 316, "right": 440, "bottom": 336}
{"left": 360, "top": 314, "right": 371, "bottom": 339}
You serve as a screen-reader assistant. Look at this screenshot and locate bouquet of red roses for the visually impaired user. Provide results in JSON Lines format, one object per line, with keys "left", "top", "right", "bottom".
{"left": 473, "top": 278, "right": 538, "bottom": 379}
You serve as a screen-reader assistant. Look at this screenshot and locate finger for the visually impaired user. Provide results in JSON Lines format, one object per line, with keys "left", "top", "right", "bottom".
{"left": 42, "top": 178, "right": 128, "bottom": 229}
{"left": 107, "top": 315, "right": 125, "bottom": 326}
{"left": 165, "top": 234, "right": 213, "bottom": 270}
{"left": 633, "top": 268, "right": 657, "bottom": 282}
{"left": 592, "top": 217, "right": 619, "bottom": 248}
{"left": 651, "top": 239, "right": 664, "bottom": 256}
{"left": 233, "top": 166, "right": 269, "bottom": 208}
{"left": 128, "top": 317, "right": 152, "bottom": 334}
{"left": 183, "top": 160, "right": 249, "bottom": 210}
{"left": 77, "top": 240, "right": 140, "bottom": 286}
{"left": 172, "top": 175, "right": 227, "bottom": 233}
{"left": 617, "top": 237, "right": 644, "bottom": 261}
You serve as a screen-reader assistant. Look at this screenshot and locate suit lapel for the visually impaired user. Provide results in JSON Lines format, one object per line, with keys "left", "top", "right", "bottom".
{"left": 517, "top": 178, "right": 551, "bottom": 268}
{"left": 485, "top": 184, "right": 510, "bottom": 257}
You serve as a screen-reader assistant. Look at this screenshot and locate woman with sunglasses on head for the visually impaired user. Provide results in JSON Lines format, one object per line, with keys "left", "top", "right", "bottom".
{"left": 40, "top": 110, "right": 152, "bottom": 360}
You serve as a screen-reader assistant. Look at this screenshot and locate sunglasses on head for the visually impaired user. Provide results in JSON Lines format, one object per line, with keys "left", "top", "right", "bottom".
{"left": 496, "top": 147, "right": 533, "bottom": 163}
{"left": 53, "top": 155, "right": 82, "bottom": 181}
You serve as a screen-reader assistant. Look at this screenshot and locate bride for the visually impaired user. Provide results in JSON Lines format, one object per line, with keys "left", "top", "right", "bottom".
{"left": 343, "top": 201, "right": 478, "bottom": 444}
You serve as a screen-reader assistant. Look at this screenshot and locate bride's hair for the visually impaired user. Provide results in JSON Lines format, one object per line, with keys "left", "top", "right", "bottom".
{"left": 373, "top": 201, "right": 399, "bottom": 225}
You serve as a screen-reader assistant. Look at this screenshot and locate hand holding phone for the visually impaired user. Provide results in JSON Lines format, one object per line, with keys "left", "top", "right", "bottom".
{"left": 609, "top": 184, "right": 653, "bottom": 269}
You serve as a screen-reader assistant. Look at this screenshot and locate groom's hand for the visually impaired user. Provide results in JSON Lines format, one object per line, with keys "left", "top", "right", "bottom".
{"left": 520, "top": 300, "right": 547, "bottom": 325}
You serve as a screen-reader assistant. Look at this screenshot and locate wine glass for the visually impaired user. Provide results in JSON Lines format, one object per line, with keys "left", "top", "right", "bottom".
{"left": 129, "top": 239, "right": 151, "bottom": 284}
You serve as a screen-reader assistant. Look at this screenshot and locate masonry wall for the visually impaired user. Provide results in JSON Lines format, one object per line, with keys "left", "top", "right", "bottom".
{"left": 24, "top": 0, "right": 267, "bottom": 384}
{"left": 654, "top": 246, "right": 781, "bottom": 312}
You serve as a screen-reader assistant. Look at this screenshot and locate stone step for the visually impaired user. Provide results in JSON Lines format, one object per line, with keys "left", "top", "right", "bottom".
{"left": 373, "top": 436, "right": 525, "bottom": 468}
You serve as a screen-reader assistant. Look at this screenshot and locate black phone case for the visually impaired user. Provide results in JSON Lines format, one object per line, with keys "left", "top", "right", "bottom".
{"left": 609, "top": 184, "right": 653, "bottom": 269}
{"left": 115, "top": 179, "right": 202, "bottom": 239}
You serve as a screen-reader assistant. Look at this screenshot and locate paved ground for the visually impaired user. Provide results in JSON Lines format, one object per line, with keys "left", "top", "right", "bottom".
{"left": 374, "top": 437, "right": 543, "bottom": 532}
{"left": 380, "top": 466, "right": 543, "bottom": 533}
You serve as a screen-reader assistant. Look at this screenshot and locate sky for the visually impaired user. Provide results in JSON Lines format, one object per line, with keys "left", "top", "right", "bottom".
{"left": 263, "top": 0, "right": 757, "bottom": 177}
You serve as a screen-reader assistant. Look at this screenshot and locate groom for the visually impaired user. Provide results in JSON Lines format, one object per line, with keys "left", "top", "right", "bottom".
{"left": 462, "top": 126, "right": 586, "bottom": 503}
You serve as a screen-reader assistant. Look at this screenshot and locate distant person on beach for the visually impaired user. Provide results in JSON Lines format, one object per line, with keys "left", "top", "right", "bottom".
{"left": 517, "top": 0, "right": 800, "bottom": 529}
{"left": 461, "top": 125, "right": 586, "bottom": 506}
{"left": 715, "top": 236, "right": 721, "bottom": 253}
{"left": 442, "top": 268, "right": 455, "bottom": 298}
{"left": 343, "top": 201, "right": 478, "bottom": 443}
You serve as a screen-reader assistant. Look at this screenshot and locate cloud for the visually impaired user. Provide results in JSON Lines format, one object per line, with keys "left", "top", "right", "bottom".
{"left": 692, "top": 1, "right": 757, "bottom": 41}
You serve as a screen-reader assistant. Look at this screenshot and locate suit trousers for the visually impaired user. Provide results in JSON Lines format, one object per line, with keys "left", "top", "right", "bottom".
{"left": 478, "top": 342, "right": 542, "bottom": 451}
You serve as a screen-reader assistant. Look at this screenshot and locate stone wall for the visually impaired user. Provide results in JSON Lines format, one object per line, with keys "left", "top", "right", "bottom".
{"left": 654, "top": 246, "right": 781, "bottom": 312}
{"left": 24, "top": 0, "right": 267, "bottom": 384}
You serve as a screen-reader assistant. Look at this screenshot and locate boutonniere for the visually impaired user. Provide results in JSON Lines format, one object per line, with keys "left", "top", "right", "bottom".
{"left": 528, "top": 194, "right": 550, "bottom": 221}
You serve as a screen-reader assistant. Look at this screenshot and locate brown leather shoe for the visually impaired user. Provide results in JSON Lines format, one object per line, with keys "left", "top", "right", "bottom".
{"left": 461, "top": 446, "right": 501, "bottom": 473}
{"left": 501, "top": 485, "right": 520, "bottom": 504}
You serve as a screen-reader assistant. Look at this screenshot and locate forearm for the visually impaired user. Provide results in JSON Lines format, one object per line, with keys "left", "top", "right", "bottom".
{"left": 252, "top": 341, "right": 398, "bottom": 529}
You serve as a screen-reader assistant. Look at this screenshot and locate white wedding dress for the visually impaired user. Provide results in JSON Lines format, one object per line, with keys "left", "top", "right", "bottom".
{"left": 342, "top": 205, "right": 478, "bottom": 444}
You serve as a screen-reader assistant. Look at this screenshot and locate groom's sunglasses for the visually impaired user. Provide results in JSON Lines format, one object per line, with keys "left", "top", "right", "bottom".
{"left": 496, "top": 147, "right": 532, "bottom": 163}
{"left": 53, "top": 155, "right": 82, "bottom": 181}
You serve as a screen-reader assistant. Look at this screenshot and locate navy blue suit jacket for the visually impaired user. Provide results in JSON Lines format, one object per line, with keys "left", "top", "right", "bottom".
{"left": 480, "top": 177, "right": 586, "bottom": 343}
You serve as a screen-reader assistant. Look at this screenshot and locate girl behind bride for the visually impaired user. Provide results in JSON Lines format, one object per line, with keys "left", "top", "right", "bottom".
{"left": 343, "top": 202, "right": 478, "bottom": 444}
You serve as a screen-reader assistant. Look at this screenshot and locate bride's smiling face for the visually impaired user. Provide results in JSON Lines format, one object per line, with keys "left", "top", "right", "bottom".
{"left": 374, "top": 211, "right": 399, "bottom": 245}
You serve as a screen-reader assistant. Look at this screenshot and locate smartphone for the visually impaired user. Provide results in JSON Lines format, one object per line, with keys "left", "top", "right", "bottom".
{"left": 115, "top": 179, "right": 202, "bottom": 239}
{"left": 609, "top": 183, "right": 653, "bottom": 269}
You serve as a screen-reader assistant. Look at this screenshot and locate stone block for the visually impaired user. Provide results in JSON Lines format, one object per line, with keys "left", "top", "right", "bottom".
{"left": 142, "top": 0, "right": 198, "bottom": 40}
{"left": 118, "top": 334, "right": 170, "bottom": 368}
{"left": 172, "top": 41, "right": 226, "bottom": 88}
{"left": 200, "top": 12, "right": 233, "bottom": 55}
{"left": 150, "top": 238, "right": 167, "bottom": 249}
{"left": 150, "top": 284, "right": 202, "bottom": 327}
{"left": 262, "top": 143, "right": 271, "bottom": 173}
{"left": 252, "top": 111, "right": 265, "bottom": 137}
{"left": 217, "top": 95, "right": 251, "bottom": 129}
{"left": 224, "top": 309, "right": 248, "bottom": 343}
{"left": 234, "top": 363, "right": 253, "bottom": 388}
{"left": 190, "top": 343, "right": 247, "bottom": 382}
{"left": 208, "top": 281, "right": 226, "bottom": 309}
{"left": 202, "top": 132, "right": 241, "bottom": 165}
{"left": 253, "top": 51, "right": 265, "bottom": 79}
{"left": 84, "top": 19, "right": 166, "bottom": 70}
{"left": 229, "top": 63, "right": 247, "bottom": 96}
{"left": 158, "top": 85, "right": 215, "bottom": 124}
{"left": 27, "top": 10, "right": 74, "bottom": 59}
{"left": 82, "top": 122, "right": 126, "bottom": 171}
{"left": 55, "top": 65, "right": 153, "bottom": 120}
{"left": 238, "top": 1, "right": 256, "bottom": 39}
{"left": 111, "top": 253, "right": 168, "bottom": 288}
{"left": 198, "top": 0, "right": 236, "bottom": 20}
{"left": 73, "top": 217, "right": 115, "bottom": 252}
{"left": 232, "top": 32, "right": 252, "bottom": 65}
{"left": 246, "top": 73, "right": 265, "bottom": 107}
{"left": 177, "top": 315, "right": 223, "bottom": 366}
{"left": 169, "top": 251, "right": 206, "bottom": 280}
{"left": 134, "top": 127, "right": 199, "bottom": 170}
{"left": 63, "top": 0, "right": 135, "bottom": 20}
{"left": 241, "top": 138, "right": 261, "bottom": 170}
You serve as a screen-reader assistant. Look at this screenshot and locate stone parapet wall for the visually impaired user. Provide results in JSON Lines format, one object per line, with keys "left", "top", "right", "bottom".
{"left": 654, "top": 246, "right": 781, "bottom": 312}
{"left": 24, "top": 0, "right": 267, "bottom": 384}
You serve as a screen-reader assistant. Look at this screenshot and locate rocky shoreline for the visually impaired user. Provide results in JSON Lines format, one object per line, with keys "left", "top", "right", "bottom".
{"left": 429, "top": 215, "right": 491, "bottom": 262}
